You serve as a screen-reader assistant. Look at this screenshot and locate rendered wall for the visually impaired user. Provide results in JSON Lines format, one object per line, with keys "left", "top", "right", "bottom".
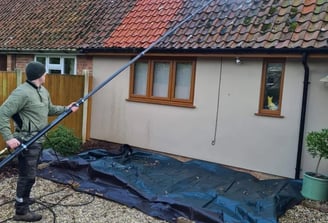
{"left": 91, "top": 56, "right": 327, "bottom": 178}
{"left": 301, "top": 58, "right": 328, "bottom": 178}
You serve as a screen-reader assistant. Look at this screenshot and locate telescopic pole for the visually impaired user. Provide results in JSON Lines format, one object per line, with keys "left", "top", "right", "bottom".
{"left": 0, "top": 0, "right": 214, "bottom": 170}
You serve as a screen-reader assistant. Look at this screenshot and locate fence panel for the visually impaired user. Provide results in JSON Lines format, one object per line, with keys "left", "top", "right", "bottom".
{"left": 0, "top": 71, "right": 17, "bottom": 103}
{"left": 0, "top": 72, "right": 18, "bottom": 150}
{"left": 0, "top": 71, "right": 92, "bottom": 150}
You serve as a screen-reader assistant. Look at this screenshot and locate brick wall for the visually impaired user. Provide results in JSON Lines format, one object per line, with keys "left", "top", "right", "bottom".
{"left": 14, "top": 55, "right": 34, "bottom": 72}
{"left": 77, "top": 55, "right": 93, "bottom": 75}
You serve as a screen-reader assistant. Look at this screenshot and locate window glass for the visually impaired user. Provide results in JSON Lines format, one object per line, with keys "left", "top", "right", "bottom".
{"left": 175, "top": 62, "right": 192, "bottom": 99}
{"left": 133, "top": 62, "right": 148, "bottom": 95}
{"left": 49, "top": 57, "right": 60, "bottom": 64}
{"left": 263, "top": 63, "right": 282, "bottom": 110}
{"left": 36, "top": 57, "right": 46, "bottom": 65}
{"left": 64, "top": 58, "right": 75, "bottom": 74}
{"left": 49, "top": 69, "right": 61, "bottom": 74}
{"left": 152, "top": 62, "right": 169, "bottom": 97}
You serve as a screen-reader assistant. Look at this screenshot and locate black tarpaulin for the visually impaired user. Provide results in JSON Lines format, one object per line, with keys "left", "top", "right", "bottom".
{"left": 37, "top": 147, "right": 303, "bottom": 223}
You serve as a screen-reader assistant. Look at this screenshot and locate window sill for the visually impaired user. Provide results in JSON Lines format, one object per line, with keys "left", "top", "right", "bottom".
{"left": 126, "top": 98, "right": 196, "bottom": 108}
{"left": 254, "top": 113, "right": 284, "bottom": 118}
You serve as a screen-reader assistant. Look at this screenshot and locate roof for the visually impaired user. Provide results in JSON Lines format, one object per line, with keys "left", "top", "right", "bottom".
{"left": 0, "top": 0, "right": 327, "bottom": 53}
{"left": 0, "top": 0, "right": 135, "bottom": 50}
{"left": 104, "top": 0, "right": 183, "bottom": 48}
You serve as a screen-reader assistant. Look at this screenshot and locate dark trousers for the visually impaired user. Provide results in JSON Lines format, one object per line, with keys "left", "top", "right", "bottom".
{"left": 15, "top": 143, "right": 42, "bottom": 214}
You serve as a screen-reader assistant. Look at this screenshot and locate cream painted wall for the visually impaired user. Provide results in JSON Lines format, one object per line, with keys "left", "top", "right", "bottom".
{"left": 90, "top": 56, "right": 326, "bottom": 178}
{"left": 301, "top": 58, "right": 328, "bottom": 177}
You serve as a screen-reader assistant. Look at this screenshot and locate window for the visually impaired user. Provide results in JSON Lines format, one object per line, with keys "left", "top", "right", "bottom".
{"left": 35, "top": 56, "right": 76, "bottom": 75}
{"left": 129, "top": 58, "right": 196, "bottom": 107}
{"left": 257, "top": 59, "right": 285, "bottom": 117}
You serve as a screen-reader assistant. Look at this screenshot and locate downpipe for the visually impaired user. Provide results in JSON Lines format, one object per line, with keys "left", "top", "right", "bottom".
{"left": 295, "top": 52, "right": 310, "bottom": 179}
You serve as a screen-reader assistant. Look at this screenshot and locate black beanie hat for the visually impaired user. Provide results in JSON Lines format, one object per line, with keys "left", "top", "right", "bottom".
{"left": 26, "top": 61, "right": 46, "bottom": 81}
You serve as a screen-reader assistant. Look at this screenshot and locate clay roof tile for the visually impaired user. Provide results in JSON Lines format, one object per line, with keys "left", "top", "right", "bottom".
{"left": 0, "top": 0, "right": 327, "bottom": 51}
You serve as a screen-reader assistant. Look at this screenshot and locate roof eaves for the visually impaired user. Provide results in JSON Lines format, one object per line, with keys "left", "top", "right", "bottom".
{"left": 0, "top": 48, "right": 79, "bottom": 54}
{"left": 81, "top": 46, "right": 328, "bottom": 56}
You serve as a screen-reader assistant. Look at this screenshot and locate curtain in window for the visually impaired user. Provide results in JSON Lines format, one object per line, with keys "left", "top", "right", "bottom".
{"left": 153, "top": 62, "right": 169, "bottom": 97}
{"left": 175, "top": 63, "right": 192, "bottom": 99}
{"left": 134, "top": 62, "right": 148, "bottom": 95}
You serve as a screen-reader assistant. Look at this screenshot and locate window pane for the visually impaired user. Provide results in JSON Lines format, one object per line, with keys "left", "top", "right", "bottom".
{"left": 175, "top": 63, "right": 192, "bottom": 99}
{"left": 263, "top": 63, "right": 282, "bottom": 110}
{"left": 49, "top": 57, "right": 60, "bottom": 64}
{"left": 153, "top": 62, "right": 169, "bottom": 97}
{"left": 36, "top": 57, "right": 46, "bottom": 65}
{"left": 64, "top": 58, "right": 75, "bottom": 74}
{"left": 133, "top": 62, "right": 148, "bottom": 95}
{"left": 49, "top": 69, "right": 61, "bottom": 74}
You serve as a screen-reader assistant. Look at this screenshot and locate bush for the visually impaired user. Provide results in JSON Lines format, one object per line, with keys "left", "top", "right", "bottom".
{"left": 43, "top": 125, "right": 82, "bottom": 156}
{"left": 306, "top": 128, "right": 328, "bottom": 176}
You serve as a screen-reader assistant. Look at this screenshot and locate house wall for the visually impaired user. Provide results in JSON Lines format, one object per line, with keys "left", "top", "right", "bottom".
{"left": 90, "top": 55, "right": 327, "bottom": 178}
{"left": 301, "top": 58, "right": 328, "bottom": 177}
{"left": 13, "top": 55, "right": 34, "bottom": 71}
{"left": 76, "top": 56, "right": 93, "bottom": 75}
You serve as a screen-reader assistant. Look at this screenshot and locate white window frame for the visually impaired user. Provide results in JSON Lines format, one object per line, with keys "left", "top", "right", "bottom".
{"left": 35, "top": 55, "right": 77, "bottom": 75}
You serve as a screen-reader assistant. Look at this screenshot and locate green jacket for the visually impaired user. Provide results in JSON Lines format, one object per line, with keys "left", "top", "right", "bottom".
{"left": 0, "top": 81, "right": 66, "bottom": 143}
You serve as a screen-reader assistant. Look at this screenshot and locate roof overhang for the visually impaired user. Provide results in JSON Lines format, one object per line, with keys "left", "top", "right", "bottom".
{"left": 0, "top": 48, "right": 80, "bottom": 55}
{"left": 1, "top": 47, "right": 328, "bottom": 59}
{"left": 80, "top": 47, "right": 328, "bottom": 59}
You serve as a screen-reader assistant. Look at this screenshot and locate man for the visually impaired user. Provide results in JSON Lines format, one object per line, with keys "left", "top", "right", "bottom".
{"left": 0, "top": 61, "right": 79, "bottom": 222}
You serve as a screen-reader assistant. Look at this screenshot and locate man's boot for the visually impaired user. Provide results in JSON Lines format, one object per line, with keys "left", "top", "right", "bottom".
{"left": 14, "top": 198, "right": 42, "bottom": 222}
{"left": 13, "top": 211, "right": 42, "bottom": 222}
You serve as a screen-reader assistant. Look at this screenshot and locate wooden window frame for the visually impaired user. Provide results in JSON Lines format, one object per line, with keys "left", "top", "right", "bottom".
{"left": 256, "top": 59, "right": 285, "bottom": 118}
{"left": 128, "top": 57, "right": 196, "bottom": 107}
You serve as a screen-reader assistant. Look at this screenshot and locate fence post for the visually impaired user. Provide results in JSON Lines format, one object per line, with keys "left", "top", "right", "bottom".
{"left": 15, "top": 68, "right": 22, "bottom": 86}
{"left": 81, "top": 69, "right": 90, "bottom": 143}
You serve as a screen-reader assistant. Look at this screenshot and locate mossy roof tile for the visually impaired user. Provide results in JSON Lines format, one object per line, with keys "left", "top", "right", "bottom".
{"left": 0, "top": 0, "right": 327, "bottom": 52}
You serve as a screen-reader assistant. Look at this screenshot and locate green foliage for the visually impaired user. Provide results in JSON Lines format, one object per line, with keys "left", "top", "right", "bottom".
{"left": 290, "top": 7, "right": 298, "bottom": 18}
{"left": 243, "top": 17, "right": 252, "bottom": 26}
{"left": 261, "top": 23, "right": 272, "bottom": 32}
{"left": 288, "top": 21, "right": 298, "bottom": 32}
{"left": 43, "top": 125, "right": 82, "bottom": 156}
{"left": 306, "top": 128, "right": 328, "bottom": 176}
{"left": 268, "top": 7, "right": 277, "bottom": 16}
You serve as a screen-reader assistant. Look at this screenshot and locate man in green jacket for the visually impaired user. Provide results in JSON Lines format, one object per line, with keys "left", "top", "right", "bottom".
{"left": 0, "top": 61, "right": 79, "bottom": 222}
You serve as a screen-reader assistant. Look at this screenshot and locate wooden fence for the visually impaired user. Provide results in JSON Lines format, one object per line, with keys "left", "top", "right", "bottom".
{"left": 0, "top": 70, "right": 92, "bottom": 150}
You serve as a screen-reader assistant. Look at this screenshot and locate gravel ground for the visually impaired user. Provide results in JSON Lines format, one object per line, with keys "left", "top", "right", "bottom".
{"left": 0, "top": 176, "right": 169, "bottom": 223}
{"left": 1, "top": 174, "right": 328, "bottom": 223}
{"left": 280, "top": 202, "right": 328, "bottom": 223}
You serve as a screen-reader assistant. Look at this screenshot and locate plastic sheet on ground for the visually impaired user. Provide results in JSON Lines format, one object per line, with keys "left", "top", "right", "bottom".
{"left": 37, "top": 147, "right": 303, "bottom": 223}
